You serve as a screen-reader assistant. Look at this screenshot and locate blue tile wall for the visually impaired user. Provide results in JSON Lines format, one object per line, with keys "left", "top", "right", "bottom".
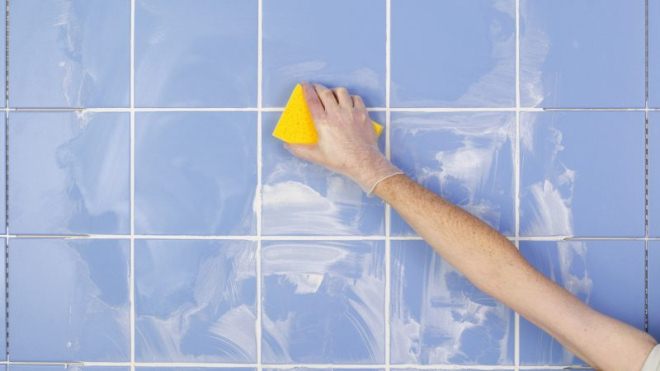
{"left": 9, "top": 112, "right": 131, "bottom": 235}
{"left": 261, "top": 240, "right": 385, "bottom": 363}
{"left": 3, "top": 0, "right": 655, "bottom": 368}
{"left": 262, "top": 112, "right": 385, "bottom": 236}
{"left": 11, "top": 0, "right": 130, "bottom": 108}
{"left": 135, "top": 112, "right": 257, "bottom": 235}
{"left": 262, "top": 0, "right": 385, "bottom": 107}
{"left": 519, "top": 240, "right": 646, "bottom": 365}
{"left": 135, "top": 239, "right": 257, "bottom": 361}
{"left": 390, "top": 240, "right": 514, "bottom": 365}
{"left": 520, "top": 0, "right": 645, "bottom": 108}
{"left": 520, "top": 111, "right": 645, "bottom": 237}
{"left": 391, "top": 112, "right": 515, "bottom": 236}
{"left": 10, "top": 239, "right": 130, "bottom": 361}
{"left": 135, "top": 0, "right": 258, "bottom": 107}
{"left": 391, "top": 0, "right": 515, "bottom": 107}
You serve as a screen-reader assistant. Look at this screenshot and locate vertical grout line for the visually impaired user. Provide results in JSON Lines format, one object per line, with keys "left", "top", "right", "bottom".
{"left": 384, "top": 0, "right": 391, "bottom": 369}
{"left": 129, "top": 0, "right": 136, "bottom": 368}
{"left": 3, "top": 0, "right": 7, "bottom": 360}
{"left": 256, "top": 0, "right": 263, "bottom": 368}
{"left": 644, "top": 0, "right": 650, "bottom": 333}
{"left": 513, "top": 0, "right": 521, "bottom": 368}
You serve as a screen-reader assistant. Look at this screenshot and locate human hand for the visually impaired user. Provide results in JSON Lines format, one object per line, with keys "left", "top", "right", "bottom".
{"left": 284, "top": 82, "right": 402, "bottom": 194}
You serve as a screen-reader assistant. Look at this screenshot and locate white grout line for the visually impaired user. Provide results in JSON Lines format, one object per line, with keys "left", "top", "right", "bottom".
{"left": 514, "top": 0, "right": 521, "bottom": 369}
{"left": 256, "top": 0, "right": 264, "bottom": 368}
{"left": 384, "top": 0, "right": 392, "bottom": 368}
{"left": 129, "top": 0, "right": 136, "bottom": 369}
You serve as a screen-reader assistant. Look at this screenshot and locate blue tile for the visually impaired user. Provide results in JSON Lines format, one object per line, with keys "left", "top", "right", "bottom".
{"left": 519, "top": 240, "right": 645, "bottom": 365}
{"left": 135, "top": 112, "right": 257, "bottom": 235}
{"left": 9, "top": 112, "right": 131, "bottom": 234}
{"left": 650, "top": 241, "right": 660, "bottom": 341}
{"left": 0, "top": 116, "right": 5, "bottom": 231}
{"left": 9, "top": 239, "right": 130, "bottom": 361}
{"left": 261, "top": 240, "right": 385, "bottom": 363}
{"left": 391, "top": 0, "right": 515, "bottom": 108}
{"left": 138, "top": 369, "right": 253, "bottom": 371}
{"left": 9, "top": 368, "right": 128, "bottom": 371}
{"left": 520, "top": 112, "right": 645, "bottom": 237}
{"left": 262, "top": 112, "right": 385, "bottom": 236}
{"left": 11, "top": 0, "right": 130, "bottom": 108}
{"left": 265, "top": 369, "right": 381, "bottom": 371}
{"left": 0, "top": 239, "right": 4, "bottom": 360}
{"left": 651, "top": 113, "right": 660, "bottom": 237}
{"left": 390, "top": 112, "right": 515, "bottom": 236}
{"left": 520, "top": 0, "right": 645, "bottom": 108}
{"left": 390, "top": 240, "right": 514, "bottom": 365}
{"left": 262, "top": 0, "right": 385, "bottom": 107}
{"left": 135, "top": 0, "right": 257, "bottom": 107}
{"left": 135, "top": 239, "right": 257, "bottom": 362}
{"left": 652, "top": 0, "right": 660, "bottom": 107}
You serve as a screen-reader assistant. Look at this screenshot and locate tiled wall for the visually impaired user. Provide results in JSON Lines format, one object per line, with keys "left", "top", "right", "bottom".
{"left": 2, "top": 0, "right": 658, "bottom": 370}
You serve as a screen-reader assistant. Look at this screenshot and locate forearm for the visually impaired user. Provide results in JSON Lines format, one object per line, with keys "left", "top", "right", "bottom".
{"left": 374, "top": 174, "right": 656, "bottom": 371}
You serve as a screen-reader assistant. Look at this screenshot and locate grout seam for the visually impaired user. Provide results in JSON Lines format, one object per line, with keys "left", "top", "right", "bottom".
{"left": 644, "top": 0, "right": 650, "bottom": 333}
{"left": 129, "top": 0, "right": 136, "bottom": 369}
{"left": 384, "top": 0, "right": 392, "bottom": 368}
{"left": 4, "top": 0, "right": 8, "bottom": 360}
{"left": 256, "top": 0, "right": 263, "bottom": 368}
{"left": 514, "top": 0, "right": 521, "bottom": 368}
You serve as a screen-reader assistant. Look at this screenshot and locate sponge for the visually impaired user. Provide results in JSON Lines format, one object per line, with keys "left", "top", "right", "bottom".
{"left": 272, "top": 84, "right": 383, "bottom": 144}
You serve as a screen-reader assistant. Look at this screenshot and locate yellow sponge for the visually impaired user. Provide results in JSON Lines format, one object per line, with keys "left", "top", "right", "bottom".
{"left": 272, "top": 84, "right": 383, "bottom": 144}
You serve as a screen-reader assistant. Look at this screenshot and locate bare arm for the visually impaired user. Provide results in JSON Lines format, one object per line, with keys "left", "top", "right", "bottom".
{"left": 286, "top": 83, "right": 657, "bottom": 371}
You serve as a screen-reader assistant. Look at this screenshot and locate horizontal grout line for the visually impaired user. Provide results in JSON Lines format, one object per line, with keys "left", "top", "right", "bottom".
{"left": 0, "top": 361, "right": 593, "bottom": 370}
{"left": 1, "top": 234, "right": 658, "bottom": 241}
{"left": 3, "top": 107, "right": 660, "bottom": 113}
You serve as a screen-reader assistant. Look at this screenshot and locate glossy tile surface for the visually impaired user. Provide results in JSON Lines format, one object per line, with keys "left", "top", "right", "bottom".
{"left": 135, "top": 112, "right": 257, "bottom": 235}
{"left": 391, "top": 240, "right": 514, "bottom": 365}
{"left": 520, "top": 112, "right": 645, "bottom": 237}
{"left": 135, "top": 0, "right": 257, "bottom": 107}
{"left": 262, "top": 112, "right": 385, "bottom": 236}
{"left": 651, "top": 113, "right": 660, "bottom": 237}
{"left": 519, "top": 241, "right": 645, "bottom": 365}
{"left": 262, "top": 0, "right": 385, "bottom": 107}
{"left": 9, "top": 112, "right": 131, "bottom": 234}
{"left": 390, "top": 112, "right": 515, "bottom": 236}
{"left": 11, "top": 0, "right": 130, "bottom": 107}
{"left": 135, "top": 239, "right": 257, "bottom": 362}
{"left": 391, "top": 0, "right": 515, "bottom": 107}
{"left": 650, "top": 241, "right": 660, "bottom": 341}
{"left": 520, "top": 0, "right": 645, "bottom": 108}
{"left": 652, "top": 0, "right": 660, "bottom": 107}
{"left": 10, "top": 239, "right": 130, "bottom": 361}
{"left": 261, "top": 240, "right": 385, "bottom": 363}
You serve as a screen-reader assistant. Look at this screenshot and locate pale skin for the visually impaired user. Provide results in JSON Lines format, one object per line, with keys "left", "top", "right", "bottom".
{"left": 285, "top": 82, "right": 658, "bottom": 371}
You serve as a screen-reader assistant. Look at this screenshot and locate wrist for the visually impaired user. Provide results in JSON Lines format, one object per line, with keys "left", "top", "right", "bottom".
{"left": 350, "top": 154, "right": 403, "bottom": 194}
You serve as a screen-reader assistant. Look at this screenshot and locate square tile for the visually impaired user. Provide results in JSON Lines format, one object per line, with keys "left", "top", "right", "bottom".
{"left": 520, "top": 112, "right": 645, "bottom": 237}
{"left": 520, "top": 0, "right": 645, "bottom": 108}
{"left": 263, "top": 0, "right": 385, "bottom": 107}
{"left": 519, "top": 240, "right": 646, "bottom": 365}
{"left": 9, "top": 239, "right": 130, "bottom": 361}
{"left": 651, "top": 113, "right": 660, "bottom": 237}
{"left": 9, "top": 112, "right": 131, "bottom": 234}
{"left": 390, "top": 240, "right": 514, "bottom": 365}
{"left": 135, "top": 239, "right": 257, "bottom": 362}
{"left": 135, "top": 0, "right": 257, "bottom": 107}
{"left": 11, "top": 0, "right": 130, "bottom": 108}
{"left": 650, "top": 241, "right": 660, "bottom": 341}
{"left": 391, "top": 0, "right": 515, "bottom": 107}
{"left": 390, "top": 112, "right": 515, "bottom": 236}
{"left": 261, "top": 240, "right": 385, "bottom": 363}
{"left": 135, "top": 112, "right": 257, "bottom": 235}
{"left": 262, "top": 112, "right": 385, "bottom": 236}
{"left": 651, "top": 0, "right": 660, "bottom": 107}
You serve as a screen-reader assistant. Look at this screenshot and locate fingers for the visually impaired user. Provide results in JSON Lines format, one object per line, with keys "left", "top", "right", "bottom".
{"left": 313, "top": 83, "right": 339, "bottom": 110}
{"left": 334, "top": 87, "right": 353, "bottom": 107}
{"left": 352, "top": 95, "right": 365, "bottom": 110}
{"left": 301, "top": 82, "right": 325, "bottom": 119}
